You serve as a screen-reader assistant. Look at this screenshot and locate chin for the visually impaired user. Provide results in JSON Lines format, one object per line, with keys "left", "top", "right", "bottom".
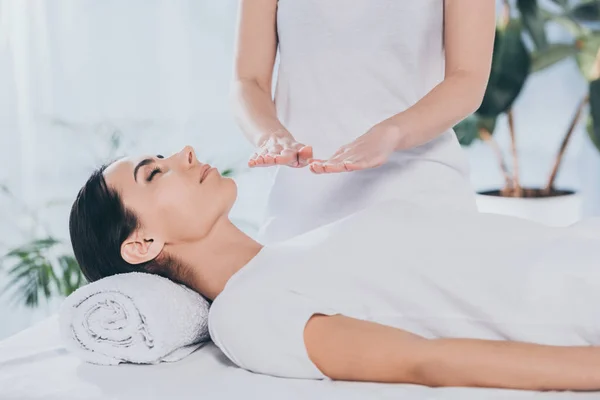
{"left": 224, "top": 178, "right": 238, "bottom": 209}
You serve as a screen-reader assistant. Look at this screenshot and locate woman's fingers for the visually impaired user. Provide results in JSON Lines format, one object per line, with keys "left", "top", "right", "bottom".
{"left": 277, "top": 148, "right": 298, "bottom": 166}
{"left": 297, "top": 145, "right": 313, "bottom": 167}
{"left": 324, "top": 162, "right": 352, "bottom": 173}
{"left": 310, "top": 151, "right": 361, "bottom": 174}
{"left": 249, "top": 144, "right": 283, "bottom": 167}
{"left": 254, "top": 146, "right": 269, "bottom": 165}
{"left": 275, "top": 143, "right": 312, "bottom": 167}
{"left": 263, "top": 144, "right": 283, "bottom": 164}
{"left": 249, "top": 140, "right": 313, "bottom": 168}
{"left": 248, "top": 153, "right": 258, "bottom": 167}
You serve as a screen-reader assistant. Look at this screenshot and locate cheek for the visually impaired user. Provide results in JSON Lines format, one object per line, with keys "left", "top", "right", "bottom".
{"left": 157, "top": 182, "right": 220, "bottom": 239}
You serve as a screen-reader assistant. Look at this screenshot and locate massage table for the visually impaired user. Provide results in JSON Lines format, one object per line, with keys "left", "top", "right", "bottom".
{"left": 1, "top": 315, "right": 598, "bottom": 400}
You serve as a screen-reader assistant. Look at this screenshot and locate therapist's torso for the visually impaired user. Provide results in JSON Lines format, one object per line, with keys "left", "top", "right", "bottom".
{"left": 259, "top": 0, "right": 476, "bottom": 244}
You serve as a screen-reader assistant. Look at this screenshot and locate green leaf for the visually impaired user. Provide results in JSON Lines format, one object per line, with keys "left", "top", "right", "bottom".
{"left": 478, "top": 116, "right": 498, "bottom": 135}
{"left": 587, "top": 78, "right": 600, "bottom": 152}
{"left": 30, "top": 237, "right": 60, "bottom": 248}
{"left": 4, "top": 259, "right": 55, "bottom": 308}
{"left": 570, "top": 0, "right": 600, "bottom": 22}
{"left": 576, "top": 32, "right": 600, "bottom": 80}
{"left": 6, "top": 271, "right": 40, "bottom": 308}
{"left": 454, "top": 116, "right": 497, "bottom": 147}
{"left": 2, "top": 237, "right": 60, "bottom": 264}
{"left": 541, "top": 8, "right": 586, "bottom": 37}
{"left": 454, "top": 116, "right": 480, "bottom": 146}
{"left": 47, "top": 264, "right": 63, "bottom": 295}
{"left": 58, "top": 255, "right": 85, "bottom": 296}
{"left": 39, "top": 263, "right": 51, "bottom": 297}
{"left": 221, "top": 168, "right": 235, "bottom": 177}
{"left": 478, "top": 24, "right": 532, "bottom": 118}
{"left": 531, "top": 43, "right": 580, "bottom": 72}
{"left": 517, "top": 0, "right": 550, "bottom": 51}
{"left": 1, "top": 239, "right": 65, "bottom": 308}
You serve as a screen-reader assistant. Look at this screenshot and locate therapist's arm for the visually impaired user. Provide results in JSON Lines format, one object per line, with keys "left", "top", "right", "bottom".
{"left": 389, "top": 0, "right": 495, "bottom": 151}
{"left": 231, "top": 0, "right": 280, "bottom": 145}
{"left": 308, "top": 0, "right": 495, "bottom": 174}
{"left": 304, "top": 314, "right": 600, "bottom": 390}
{"left": 231, "top": 0, "right": 312, "bottom": 167}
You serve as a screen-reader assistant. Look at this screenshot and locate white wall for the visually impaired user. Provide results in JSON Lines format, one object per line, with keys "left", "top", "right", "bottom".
{"left": 0, "top": 0, "right": 598, "bottom": 340}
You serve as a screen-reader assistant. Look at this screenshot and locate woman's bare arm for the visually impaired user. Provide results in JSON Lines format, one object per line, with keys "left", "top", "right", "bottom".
{"left": 304, "top": 314, "right": 600, "bottom": 390}
{"left": 387, "top": 0, "right": 496, "bottom": 151}
{"left": 231, "top": 0, "right": 283, "bottom": 146}
{"left": 231, "top": 0, "right": 313, "bottom": 167}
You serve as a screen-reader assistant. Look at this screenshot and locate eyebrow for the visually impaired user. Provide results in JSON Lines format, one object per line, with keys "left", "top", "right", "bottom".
{"left": 133, "top": 158, "right": 155, "bottom": 183}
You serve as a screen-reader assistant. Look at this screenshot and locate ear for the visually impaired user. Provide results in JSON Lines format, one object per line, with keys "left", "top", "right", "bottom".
{"left": 120, "top": 229, "right": 165, "bottom": 265}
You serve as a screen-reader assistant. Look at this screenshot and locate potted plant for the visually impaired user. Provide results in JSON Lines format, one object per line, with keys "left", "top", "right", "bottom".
{"left": 455, "top": 0, "right": 600, "bottom": 226}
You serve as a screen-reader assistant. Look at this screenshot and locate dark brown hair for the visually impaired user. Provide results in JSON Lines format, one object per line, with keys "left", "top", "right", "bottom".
{"left": 69, "top": 165, "right": 187, "bottom": 284}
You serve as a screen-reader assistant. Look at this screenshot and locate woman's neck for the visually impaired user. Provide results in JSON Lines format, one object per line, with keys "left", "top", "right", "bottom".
{"left": 169, "top": 217, "right": 263, "bottom": 300}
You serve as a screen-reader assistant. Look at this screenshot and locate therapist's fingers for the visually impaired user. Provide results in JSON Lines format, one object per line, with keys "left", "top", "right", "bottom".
{"left": 310, "top": 153, "right": 361, "bottom": 173}
{"left": 248, "top": 151, "right": 263, "bottom": 167}
{"left": 329, "top": 146, "right": 350, "bottom": 160}
{"left": 254, "top": 147, "right": 270, "bottom": 166}
{"left": 311, "top": 161, "right": 350, "bottom": 174}
{"left": 250, "top": 144, "right": 285, "bottom": 167}
{"left": 262, "top": 144, "right": 284, "bottom": 165}
{"left": 276, "top": 148, "right": 299, "bottom": 166}
{"left": 275, "top": 143, "right": 312, "bottom": 167}
{"left": 250, "top": 140, "right": 312, "bottom": 168}
{"left": 326, "top": 161, "right": 354, "bottom": 173}
{"left": 297, "top": 146, "right": 313, "bottom": 167}
{"left": 310, "top": 160, "right": 348, "bottom": 174}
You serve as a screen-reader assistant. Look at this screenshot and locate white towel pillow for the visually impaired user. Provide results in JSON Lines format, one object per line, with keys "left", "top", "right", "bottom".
{"left": 59, "top": 272, "right": 210, "bottom": 365}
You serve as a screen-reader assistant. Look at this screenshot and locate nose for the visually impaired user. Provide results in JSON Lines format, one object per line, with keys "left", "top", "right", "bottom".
{"left": 180, "top": 145, "right": 198, "bottom": 167}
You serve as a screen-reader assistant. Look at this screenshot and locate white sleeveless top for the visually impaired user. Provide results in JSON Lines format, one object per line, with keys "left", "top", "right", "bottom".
{"left": 212, "top": 201, "right": 600, "bottom": 379}
{"left": 258, "top": 0, "right": 477, "bottom": 244}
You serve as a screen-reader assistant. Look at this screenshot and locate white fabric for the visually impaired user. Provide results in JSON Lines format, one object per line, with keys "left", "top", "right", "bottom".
{"left": 3, "top": 315, "right": 600, "bottom": 400}
{"left": 211, "top": 200, "right": 600, "bottom": 379}
{"left": 59, "top": 272, "right": 210, "bottom": 365}
{"left": 259, "top": 0, "right": 477, "bottom": 244}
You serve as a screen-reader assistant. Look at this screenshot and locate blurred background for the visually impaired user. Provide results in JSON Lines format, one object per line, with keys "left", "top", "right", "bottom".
{"left": 0, "top": 0, "right": 599, "bottom": 340}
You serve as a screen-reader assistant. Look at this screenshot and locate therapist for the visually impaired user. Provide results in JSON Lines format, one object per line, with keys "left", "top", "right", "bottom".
{"left": 231, "top": 0, "right": 495, "bottom": 244}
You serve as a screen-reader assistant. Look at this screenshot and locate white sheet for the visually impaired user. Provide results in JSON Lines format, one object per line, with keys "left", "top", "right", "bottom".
{"left": 0, "top": 315, "right": 598, "bottom": 400}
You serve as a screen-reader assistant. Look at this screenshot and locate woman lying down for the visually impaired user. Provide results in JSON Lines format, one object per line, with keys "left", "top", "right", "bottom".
{"left": 69, "top": 145, "right": 600, "bottom": 391}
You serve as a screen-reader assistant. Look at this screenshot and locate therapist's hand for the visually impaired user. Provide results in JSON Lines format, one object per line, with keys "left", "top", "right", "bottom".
{"left": 249, "top": 130, "right": 313, "bottom": 168}
{"left": 309, "top": 122, "right": 401, "bottom": 174}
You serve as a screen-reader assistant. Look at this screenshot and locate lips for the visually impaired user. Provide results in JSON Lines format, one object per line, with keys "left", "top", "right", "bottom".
{"left": 200, "top": 165, "right": 213, "bottom": 183}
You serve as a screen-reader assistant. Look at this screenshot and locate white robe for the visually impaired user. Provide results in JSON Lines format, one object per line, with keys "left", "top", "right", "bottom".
{"left": 259, "top": 0, "right": 477, "bottom": 244}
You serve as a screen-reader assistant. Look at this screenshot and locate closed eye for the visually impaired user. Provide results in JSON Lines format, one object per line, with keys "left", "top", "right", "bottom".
{"left": 146, "top": 167, "right": 162, "bottom": 182}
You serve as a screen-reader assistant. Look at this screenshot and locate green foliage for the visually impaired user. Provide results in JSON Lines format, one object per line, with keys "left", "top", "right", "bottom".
{"left": 587, "top": 78, "right": 600, "bottom": 150}
{"left": 457, "top": 0, "right": 600, "bottom": 155}
{"left": 576, "top": 32, "right": 600, "bottom": 81}
{"left": 221, "top": 168, "right": 235, "bottom": 177}
{"left": 570, "top": 1, "right": 600, "bottom": 154}
{"left": 0, "top": 238, "right": 86, "bottom": 308}
{"left": 455, "top": 115, "right": 497, "bottom": 146}
{"left": 517, "top": 0, "right": 549, "bottom": 51}
{"left": 478, "top": 23, "right": 531, "bottom": 118}
{"left": 570, "top": 0, "right": 600, "bottom": 22}
{"left": 531, "top": 43, "right": 580, "bottom": 72}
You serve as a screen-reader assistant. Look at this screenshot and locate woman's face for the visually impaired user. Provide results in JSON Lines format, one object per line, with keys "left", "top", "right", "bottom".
{"left": 103, "top": 145, "right": 236, "bottom": 250}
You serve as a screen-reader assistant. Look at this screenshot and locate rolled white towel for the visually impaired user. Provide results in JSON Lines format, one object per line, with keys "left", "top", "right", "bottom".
{"left": 59, "top": 272, "right": 210, "bottom": 365}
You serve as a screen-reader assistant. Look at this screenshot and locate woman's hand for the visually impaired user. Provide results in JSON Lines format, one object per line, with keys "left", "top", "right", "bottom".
{"left": 309, "top": 122, "right": 402, "bottom": 174}
{"left": 249, "top": 130, "right": 313, "bottom": 168}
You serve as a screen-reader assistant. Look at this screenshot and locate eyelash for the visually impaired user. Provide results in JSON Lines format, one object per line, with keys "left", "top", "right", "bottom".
{"left": 146, "top": 167, "right": 162, "bottom": 182}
